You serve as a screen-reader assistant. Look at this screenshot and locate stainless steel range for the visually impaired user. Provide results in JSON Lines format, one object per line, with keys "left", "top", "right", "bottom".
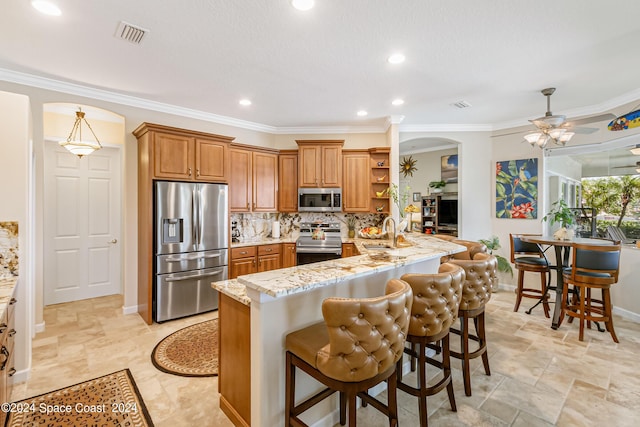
{"left": 296, "top": 221, "right": 342, "bottom": 265}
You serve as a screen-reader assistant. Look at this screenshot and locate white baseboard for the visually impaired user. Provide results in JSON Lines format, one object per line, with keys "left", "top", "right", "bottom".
{"left": 10, "top": 368, "right": 29, "bottom": 385}
{"left": 613, "top": 306, "right": 640, "bottom": 323}
{"left": 34, "top": 321, "right": 45, "bottom": 334}
{"left": 122, "top": 305, "right": 138, "bottom": 315}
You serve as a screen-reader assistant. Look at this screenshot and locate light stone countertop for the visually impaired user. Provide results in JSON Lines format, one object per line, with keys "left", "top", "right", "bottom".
{"left": 234, "top": 234, "right": 465, "bottom": 299}
{"left": 0, "top": 276, "right": 18, "bottom": 321}
{"left": 230, "top": 237, "right": 296, "bottom": 248}
{"left": 211, "top": 279, "right": 251, "bottom": 306}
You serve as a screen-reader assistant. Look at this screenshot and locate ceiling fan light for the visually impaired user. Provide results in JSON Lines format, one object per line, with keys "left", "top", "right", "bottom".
{"left": 536, "top": 134, "right": 550, "bottom": 148}
{"left": 630, "top": 144, "right": 640, "bottom": 155}
{"left": 559, "top": 131, "right": 575, "bottom": 143}
{"left": 524, "top": 132, "right": 542, "bottom": 145}
{"left": 549, "top": 128, "right": 566, "bottom": 139}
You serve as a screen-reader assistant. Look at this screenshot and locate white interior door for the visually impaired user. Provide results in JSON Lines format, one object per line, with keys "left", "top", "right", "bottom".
{"left": 44, "top": 142, "right": 122, "bottom": 305}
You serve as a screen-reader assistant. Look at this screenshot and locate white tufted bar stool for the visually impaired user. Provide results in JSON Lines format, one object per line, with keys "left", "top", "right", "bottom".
{"left": 284, "top": 279, "right": 413, "bottom": 427}
{"left": 449, "top": 252, "right": 498, "bottom": 396}
{"left": 397, "top": 263, "right": 465, "bottom": 427}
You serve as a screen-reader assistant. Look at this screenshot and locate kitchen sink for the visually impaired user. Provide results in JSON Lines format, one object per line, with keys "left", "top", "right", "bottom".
{"left": 363, "top": 244, "right": 393, "bottom": 250}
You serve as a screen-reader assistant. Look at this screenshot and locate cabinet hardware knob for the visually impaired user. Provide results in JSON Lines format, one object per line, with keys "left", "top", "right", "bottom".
{"left": 9, "top": 298, "right": 16, "bottom": 305}
{"left": 240, "top": 251, "right": 247, "bottom": 255}
{"left": 246, "top": 203, "right": 250, "bottom": 209}
{"left": 196, "top": 169, "right": 200, "bottom": 177}
{"left": 8, "top": 367, "right": 16, "bottom": 377}
{"left": 8, "top": 329, "right": 16, "bottom": 337}
{"left": 109, "top": 239, "right": 118, "bottom": 244}
{"left": 188, "top": 167, "right": 192, "bottom": 176}
{"left": 266, "top": 248, "right": 272, "bottom": 252}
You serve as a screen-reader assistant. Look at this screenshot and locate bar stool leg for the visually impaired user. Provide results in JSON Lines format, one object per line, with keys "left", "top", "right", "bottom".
{"left": 603, "top": 288, "right": 619, "bottom": 343}
{"left": 442, "top": 334, "right": 456, "bottom": 412}
{"left": 417, "top": 341, "right": 428, "bottom": 427}
{"left": 513, "top": 270, "right": 525, "bottom": 312}
{"left": 285, "top": 352, "right": 294, "bottom": 427}
{"left": 540, "top": 271, "right": 550, "bottom": 318}
{"left": 578, "top": 287, "right": 586, "bottom": 342}
{"left": 460, "top": 315, "right": 472, "bottom": 396}
{"left": 476, "top": 312, "right": 491, "bottom": 376}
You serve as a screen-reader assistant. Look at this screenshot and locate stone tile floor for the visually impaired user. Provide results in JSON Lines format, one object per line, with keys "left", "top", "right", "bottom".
{"left": 12, "top": 289, "right": 640, "bottom": 426}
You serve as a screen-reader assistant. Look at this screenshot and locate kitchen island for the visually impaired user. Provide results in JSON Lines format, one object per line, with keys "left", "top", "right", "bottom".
{"left": 213, "top": 234, "right": 465, "bottom": 427}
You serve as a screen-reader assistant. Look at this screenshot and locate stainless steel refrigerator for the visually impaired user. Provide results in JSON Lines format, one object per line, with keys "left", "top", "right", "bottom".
{"left": 154, "top": 181, "right": 228, "bottom": 322}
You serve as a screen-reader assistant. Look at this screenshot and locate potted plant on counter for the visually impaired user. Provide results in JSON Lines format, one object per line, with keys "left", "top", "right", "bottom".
{"left": 543, "top": 199, "right": 576, "bottom": 240}
{"left": 346, "top": 215, "right": 357, "bottom": 238}
{"left": 429, "top": 180, "right": 446, "bottom": 194}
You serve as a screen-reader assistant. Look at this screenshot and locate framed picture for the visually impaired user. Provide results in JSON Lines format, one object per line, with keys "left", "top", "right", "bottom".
{"left": 441, "top": 155, "right": 458, "bottom": 183}
{"left": 412, "top": 192, "right": 421, "bottom": 202}
{"left": 496, "top": 158, "right": 538, "bottom": 219}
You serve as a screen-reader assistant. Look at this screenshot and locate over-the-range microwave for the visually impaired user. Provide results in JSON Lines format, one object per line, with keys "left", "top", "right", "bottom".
{"left": 298, "top": 188, "right": 342, "bottom": 212}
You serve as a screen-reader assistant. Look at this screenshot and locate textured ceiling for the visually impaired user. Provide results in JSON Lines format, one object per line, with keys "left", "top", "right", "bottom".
{"left": 2, "top": 0, "right": 640, "bottom": 131}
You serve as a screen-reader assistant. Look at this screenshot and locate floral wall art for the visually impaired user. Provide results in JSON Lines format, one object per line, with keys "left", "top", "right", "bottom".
{"left": 496, "top": 158, "right": 538, "bottom": 219}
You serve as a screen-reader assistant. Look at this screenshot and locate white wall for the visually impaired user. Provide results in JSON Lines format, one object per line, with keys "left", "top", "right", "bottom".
{"left": 0, "top": 90, "right": 32, "bottom": 382}
{"left": 399, "top": 148, "right": 458, "bottom": 199}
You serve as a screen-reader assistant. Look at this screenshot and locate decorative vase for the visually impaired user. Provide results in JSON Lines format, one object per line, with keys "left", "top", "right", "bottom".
{"left": 348, "top": 228, "right": 355, "bottom": 238}
{"left": 553, "top": 227, "right": 575, "bottom": 241}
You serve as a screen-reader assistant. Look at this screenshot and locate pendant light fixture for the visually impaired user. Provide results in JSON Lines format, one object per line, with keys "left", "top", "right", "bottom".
{"left": 59, "top": 108, "right": 102, "bottom": 158}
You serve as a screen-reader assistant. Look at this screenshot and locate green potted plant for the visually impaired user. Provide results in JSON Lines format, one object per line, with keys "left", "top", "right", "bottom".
{"left": 543, "top": 199, "right": 576, "bottom": 240}
{"left": 429, "top": 180, "right": 446, "bottom": 194}
{"left": 478, "top": 236, "right": 513, "bottom": 283}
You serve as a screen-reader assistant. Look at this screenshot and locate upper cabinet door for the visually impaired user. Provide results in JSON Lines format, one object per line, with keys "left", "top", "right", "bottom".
{"left": 229, "top": 148, "right": 252, "bottom": 212}
{"left": 195, "top": 138, "right": 229, "bottom": 182}
{"left": 298, "top": 145, "right": 320, "bottom": 187}
{"left": 278, "top": 151, "right": 298, "bottom": 212}
{"left": 321, "top": 145, "right": 342, "bottom": 187}
{"left": 153, "top": 132, "right": 195, "bottom": 179}
{"left": 342, "top": 152, "right": 370, "bottom": 212}
{"left": 253, "top": 151, "right": 278, "bottom": 212}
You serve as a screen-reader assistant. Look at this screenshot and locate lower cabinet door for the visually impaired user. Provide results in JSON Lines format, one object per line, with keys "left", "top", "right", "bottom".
{"left": 230, "top": 257, "right": 257, "bottom": 279}
{"left": 258, "top": 253, "right": 281, "bottom": 272}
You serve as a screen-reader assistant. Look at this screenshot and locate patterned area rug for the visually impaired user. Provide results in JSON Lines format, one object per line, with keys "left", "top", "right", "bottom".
{"left": 151, "top": 319, "right": 218, "bottom": 377}
{"left": 5, "top": 369, "right": 154, "bottom": 427}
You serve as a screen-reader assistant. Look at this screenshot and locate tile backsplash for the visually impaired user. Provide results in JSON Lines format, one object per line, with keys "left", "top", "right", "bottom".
{"left": 230, "top": 213, "right": 385, "bottom": 242}
{"left": 0, "top": 221, "right": 19, "bottom": 278}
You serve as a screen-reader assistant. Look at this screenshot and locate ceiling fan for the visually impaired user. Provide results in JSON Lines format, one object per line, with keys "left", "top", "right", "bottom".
{"left": 611, "top": 160, "right": 640, "bottom": 172}
{"left": 502, "top": 88, "right": 616, "bottom": 148}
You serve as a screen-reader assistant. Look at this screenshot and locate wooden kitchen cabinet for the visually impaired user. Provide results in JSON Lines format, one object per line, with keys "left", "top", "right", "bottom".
{"left": 282, "top": 243, "right": 297, "bottom": 267}
{"left": 342, "top": 243, "right": 359, "bottom": 258}
{"left": 147, "top": 127, "right": 231, "bottom": 182}
{"left": 296, "top": 140, "right": 343, "bottom": 188}
{"left": 134, "top": 122, "right": 235, "bottom": 324}
{"left": 230, "top": 246, "right": 257, "bottom": 279}
{"left": 230, "top": 244, "right": 282, "bottom": 279}
{"left": 0, "top": 284, "right": 17, "bottom": 422}
{"left": 257, "top": 244, "right": 281, "bottom": 272}
{"left": 278, "top": 150, "right": 298, "bottom": 212}
{"left": 342, "top": 150, "right": 370, "bottom": 212}
{"left": 230, "top": 145, "right": 278, "bottom": 213}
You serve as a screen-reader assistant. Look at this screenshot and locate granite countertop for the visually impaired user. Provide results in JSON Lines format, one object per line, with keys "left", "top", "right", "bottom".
{"left": 234, "top": 234, "right": 465, "bottom": 299}
{"left": 231, "top": 237, "right": 297, "bottom": 248}
{"left": 211, "top": 279, "right": 251, "bottom": 306}
{"left": 0, "top": 276, "right": 18, "bottom": 321}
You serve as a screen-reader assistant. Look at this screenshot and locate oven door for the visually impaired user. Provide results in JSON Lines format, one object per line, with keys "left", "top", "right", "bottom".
{"left": 296, "top": 251, "right": 342, "bottom": 266}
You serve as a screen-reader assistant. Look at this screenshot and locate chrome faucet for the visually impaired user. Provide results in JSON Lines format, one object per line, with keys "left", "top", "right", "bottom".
{"left": 382, "top": 216, "right": 397, "bottom": 248}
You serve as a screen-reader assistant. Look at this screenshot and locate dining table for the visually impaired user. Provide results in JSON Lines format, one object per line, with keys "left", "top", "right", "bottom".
{"left": 519, "top": 235, "right": 614, "bottom": 330}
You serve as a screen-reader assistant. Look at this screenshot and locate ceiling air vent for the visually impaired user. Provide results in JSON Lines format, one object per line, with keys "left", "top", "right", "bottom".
{"left": 451, "top": 100, "right": 472, "bottom": 109}
{"left": 115, "top": 21, "right": 148, "bottom": 45}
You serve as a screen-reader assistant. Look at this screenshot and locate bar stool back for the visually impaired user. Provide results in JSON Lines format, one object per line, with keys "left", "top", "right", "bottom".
{"left": 285, "top": 279, "right": 413, "bottom": 427}
{"left": 448, "top": 252, "right": 498, "bottom": 396}
{"left": 397, "top": 263, "right": 465, "bottom": 427}
{"left": 510, "top": 234, "right": 551, "bottom": 316}
{"left": 562, "top": 241, "right": 621, "bottom": 343}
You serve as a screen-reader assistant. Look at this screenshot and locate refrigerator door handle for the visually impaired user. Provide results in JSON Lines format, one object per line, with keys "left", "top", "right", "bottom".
{"left": 164, "top": 269, "right": 225, "bottom": 282}
{"left": 164, "top": 252, "right": 222, "bottom": 262}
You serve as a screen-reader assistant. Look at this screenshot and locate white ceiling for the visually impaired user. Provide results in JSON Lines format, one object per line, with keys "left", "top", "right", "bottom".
{"left": 2, "top": 0, "right": 640, "bottom": 133}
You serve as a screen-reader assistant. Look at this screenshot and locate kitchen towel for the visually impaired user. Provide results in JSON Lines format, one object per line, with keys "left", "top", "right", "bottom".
{"left": 272, "top": 221, "right": 280, "bottom": 238}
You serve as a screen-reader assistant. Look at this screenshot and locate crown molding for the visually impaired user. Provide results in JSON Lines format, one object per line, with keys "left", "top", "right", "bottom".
{"left": 271, "top": 125, "right": 387, "bottom": 134}
{"left": 399, "top": 123, "right": 493, "bottom": 133}
{"left": 0, "top": 68, "right": 277, "bottom": 133}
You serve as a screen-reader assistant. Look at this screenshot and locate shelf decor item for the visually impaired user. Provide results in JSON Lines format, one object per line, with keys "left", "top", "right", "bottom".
{"left": 429, "top": 180, "right": 446, "bottom": 194}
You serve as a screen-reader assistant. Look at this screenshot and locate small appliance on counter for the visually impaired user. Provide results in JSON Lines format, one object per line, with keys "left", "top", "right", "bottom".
{"left": 231, "top": 220, "right": 240, "bottom": 242}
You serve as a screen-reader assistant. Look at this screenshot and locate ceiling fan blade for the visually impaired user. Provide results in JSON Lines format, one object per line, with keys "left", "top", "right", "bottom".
{"left": 491, "top": 130, "right": 526, "bottom": 138}
{"left": 568, "top": 126, "right": 599, "bottom": 134}
{"left": 567, "top": 113, "right": 616, "bottom": 126}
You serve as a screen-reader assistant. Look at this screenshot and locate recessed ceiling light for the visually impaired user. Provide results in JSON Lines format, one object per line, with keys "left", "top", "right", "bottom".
{"left": 357, "top": 110, "right": 368, "bottom": 117}
{"left": 291, "top": 0, "right": 315, "bottom": 11}
{"left": 392, "top": 99, "right": 405, "bottom": 106}
{"left": 239, "top": 99, "right": 252, "bottom": 106}
{"left": 387, "top": 53, "right": 405, "bottom": 64}
{"left": 31, "top": 0, "right": 61, "bottom": 16}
